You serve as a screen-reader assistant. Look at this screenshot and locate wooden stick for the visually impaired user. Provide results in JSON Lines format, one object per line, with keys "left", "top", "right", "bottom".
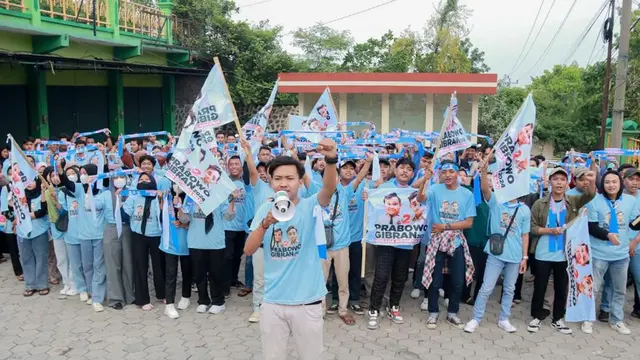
{"left": 213, "top": 57, "right": 243, "bottom": 136}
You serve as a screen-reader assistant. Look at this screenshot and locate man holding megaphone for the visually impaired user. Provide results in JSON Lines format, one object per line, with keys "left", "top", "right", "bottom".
{"left": 245, "top": 138, "right": 338, "bottom": 360}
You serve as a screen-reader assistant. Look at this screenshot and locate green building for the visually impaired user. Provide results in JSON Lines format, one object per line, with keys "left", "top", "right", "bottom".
{"left": 0, "top": 0, "right": 205, "bottom": 141}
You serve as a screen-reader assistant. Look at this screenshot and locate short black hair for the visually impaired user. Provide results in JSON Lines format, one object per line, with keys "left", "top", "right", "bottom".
{"left": 256, "top": 161, "right": 267, "bottom": 170}
{"left": 23, "top": 136, "right": 35, "bottom": 144}
{"left": 228, "top": 155, "right": 242, "bottom": 163}
{"left": 259, "top": 145, "right": 271, "bottom": 153}
{"left": 268, "top": 156, "right": 304, "bottom": 179}
{"left": 58, "top": 133, "right": 70, "bottom": 141}
{"left": 131, "top": 139, "right": 143, "bottom": 147}
{"left": 395, "top": 157, "right": 415, "bottom": 171}
{"left": 618, "top": 163, "right": 634, "bottom": 174}
{"left": 139, "top": 155, "right": 156, "bottom": 166}
{"left": 75, "top": 139, "right": 86, "bottom": 146}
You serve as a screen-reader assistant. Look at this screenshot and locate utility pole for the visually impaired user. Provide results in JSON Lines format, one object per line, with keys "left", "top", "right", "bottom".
{"left": 610, "top": 0, "right": 633, "bottom": 149}
{"left": 599, "top": 0, "right": 615, "bottom": 149}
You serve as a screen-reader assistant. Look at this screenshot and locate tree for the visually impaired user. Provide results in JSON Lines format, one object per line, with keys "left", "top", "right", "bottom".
{"left": 478, "top": 80, "right": 528, "bottom": 140}
{"left": 292, "top": 24, "right": 354, "bottom": 72}
{"left": 341, "top": 30, "right": 418, "bottom": 73}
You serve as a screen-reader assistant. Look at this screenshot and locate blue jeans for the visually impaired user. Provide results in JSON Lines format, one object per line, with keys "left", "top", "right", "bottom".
{"left": 17, "top": 233, "right": 49, "bottom": 290}
{"left": 472, "top": 254, "right": 520, "bottom": 322}
{"left": 245, "top": 255, "right": 253, "bottom": 289}
{"left": 630, "top": 254, "right": 640, "bottom": 311}
{"left": 592, "top": 257, "right": 629, "bottom": 323}
{"left": 427, "top": 246, "right": 465, "bottom": 315}
{"left": 599, "top": 271, "right": 614, "bottom": 312}
{"left": 66, "top": 243, "right": 87, "bottom": 293}
{"left": 80, "top": 239, "right": 107, "bottom": 304}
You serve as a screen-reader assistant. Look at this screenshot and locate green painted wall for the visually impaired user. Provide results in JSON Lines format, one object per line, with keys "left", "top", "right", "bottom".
{"left": 46, "top": 71, "right": 109, "bottom": 86}
{"left": 123, "top": 74, "right": 163, "bottom": 87}
{"left": 128, "top": 51, "right": 167, "bottom": 66}
{"left": 0, "top": 32, "right": 32, "bottom": 52}
{"left": 0, "top": 64, "right": 27, "bottom": 85}
{"left": 52, "top": 41, "right": 114, "bottom": 60}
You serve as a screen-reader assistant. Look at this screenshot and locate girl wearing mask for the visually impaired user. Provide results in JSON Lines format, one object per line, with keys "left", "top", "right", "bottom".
{"left": 15, "top": 177, "right": 49, "bottom": 296}
{"left": 582, "top": 170, "right": 640, "bottom": 335}
{"left": 59, "top": 163, "right": 107, "bottom": 312}
{"left": 43, "top": 166, "right": 76, "bottom": 298}
{"left": 121, "top": 173, "right": 165, "bottom": 311}
{"left": 1, "top": 163, "right": 23, "bottom": 280}
{"left": 179, "top": 192, "right": 236, "bottom": 314}
{"left": 95, "top": 174, "right": 134, "bottom": 310}
{"left": 161, "top": 182, "right": 192, "bottom": 319}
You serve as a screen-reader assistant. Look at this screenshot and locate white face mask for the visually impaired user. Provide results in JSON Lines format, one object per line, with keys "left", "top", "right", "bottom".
{"left": 80, "top": 174, "right": 90, "bottom": 184}
{"left": 173, "top": 184, "right": 182, "bottom": 194}
{"left": 113, "top": 178, "right": 126, "bottom": 189}
{"left": 68, "top": 174, "right": 78, "bottom": 183}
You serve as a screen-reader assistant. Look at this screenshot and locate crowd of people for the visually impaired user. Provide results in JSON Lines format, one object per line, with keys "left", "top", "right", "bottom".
{"left": 1, "top": 129, "right": 640, "bottom": 360}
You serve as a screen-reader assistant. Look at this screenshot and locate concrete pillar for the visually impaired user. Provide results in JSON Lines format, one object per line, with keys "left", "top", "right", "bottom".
{"left": 381, "top": 93, "right": 390, "bottom": 133}
{"left": 298, "top": 93, "right": 305, "bottom": 115}
{"left": 339, "top": 92, "right": 347, "bottom": 123}
{"left": 27, "top": 67, "right": 48, "bottom": 138}
{"left": 471, "top": 94, "right": 479, "bottom": 143}
{"left": 425, "top": 94, "right": 434, "bottom": 132}
{"left": 108, "top": 71, "right": 124, "bottom": 135}
{"left": 162, "top": 74, "right": 176, "bottom": 132}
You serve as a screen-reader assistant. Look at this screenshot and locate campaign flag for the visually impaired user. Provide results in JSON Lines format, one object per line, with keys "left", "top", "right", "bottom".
{"left": 436, "top": 94, "right": 471, "bottom": 156}
{"left": 8, "top": 136, "right": 35, "bottom": 236}
{"left": 491, "top": 94, "right": 536, "bottom": 203}
{"left": 165, "top": 148, "right": 236, "bottom": 216}
{"left": 160, "top": 193, "right": 190, "bottom": 256}
{"left": 565, "top": 211, "right": 596, "bottom": 322}
{"left": 243, "top": 81, "right": 278, "bottom": 155}
{"left": 292, "top": 88, "right": 339, "bottom": 143}
{"left": 365, "top": 187, "right": 427, "bottom": 246}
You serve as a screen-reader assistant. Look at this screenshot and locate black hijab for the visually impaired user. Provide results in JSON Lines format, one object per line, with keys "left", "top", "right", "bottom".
{"left": 137, "top": 173, "right": 158, "bottom": 236}
{"left": 25, "top": 178, "right": 42, "bottom": 211}
{"left": 81, "top": 164, "right": 100, "bottom": 196}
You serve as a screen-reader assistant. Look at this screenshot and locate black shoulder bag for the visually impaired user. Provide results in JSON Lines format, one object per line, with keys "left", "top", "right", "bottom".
{"left": 55, "top": 194, "right": 69, "bottom": 232}
{"left": 489, "top": 206, "right": 519, "bottom": 256}
{"left": 324, "top": 190, "right": 339, "bottom": 249}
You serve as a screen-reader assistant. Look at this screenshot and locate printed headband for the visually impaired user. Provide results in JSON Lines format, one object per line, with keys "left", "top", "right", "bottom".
{"left": 439, "top": 163, "right": 459, "bottom": 171}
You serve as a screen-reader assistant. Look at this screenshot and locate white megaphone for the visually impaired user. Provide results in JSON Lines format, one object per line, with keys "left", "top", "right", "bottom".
{"left": 271, "top": 191, "right": 295, "bottom": 222}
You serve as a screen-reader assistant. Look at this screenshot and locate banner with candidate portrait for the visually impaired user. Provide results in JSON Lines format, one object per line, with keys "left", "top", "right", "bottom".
{"left": 243, "top": 81, "right": 278, "bottom": 155}
{"left": 365, "top": 187, "right": 427, "bottom": 246}
{"left": 436, "top": 95, "right": 472, "bottom": 156}
{"left": 8, "top": 136, "right": 35, "bottom": 236}
{"left": 165, "top": 148, "right": 236, "bottom": 216}
{"left": 565, "top": 211, "right": 596, "bottom": 322}
{"left": 291, "top": 88, "right": 339, "bottom": 143}
{"left": 491, "top": 93, "right": 536, "bottom": 203}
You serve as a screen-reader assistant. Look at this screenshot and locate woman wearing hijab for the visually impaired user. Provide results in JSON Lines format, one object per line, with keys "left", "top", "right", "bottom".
{"left": 15, "top": 176, "right": 49, "bottom": 296}
{"left": 43, "top": 166, "right": 76, "bottom": 298}
{"left": 0, "top": 161, "right": 23, "bottom": 280}
{"left": 95, "top": 173, "right": 134, "bottom": 310}
{"left": 59, "top": 163, "right": 107, "bottom": 312}
{"left": 122, "top": 173, "right": 165, "bottom": 311}
{"left": 160, "top": 180, "right": 193, "bottom": 319}
{"left": 180, "top": 191, "right": 236, "bottom": 315}
{"left": 582, "top": 170, "right": 640, "bottom": 335}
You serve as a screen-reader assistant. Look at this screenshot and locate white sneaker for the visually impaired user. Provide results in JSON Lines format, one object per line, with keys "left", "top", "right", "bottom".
{"left": 420, "top": 298, "right": 429, "bottom": 311}
{"left": 79, "top": 292, "right": 89, "bottom": 302}
{"left": 92, "top": 303, "right": 104, "bottom": 313}
{"left": 464, "top": 319, "right": 479, "bottom": 333}
{"left": 165, "top": 304, "right": 180, "bottom": 319}
{"left": 410, "top": 289, "right": 420, "bottom": 299}
{"left": 86, "top": 298, "right": 93, "bottom": 305}
{"left": 59, "top": 285, "right": 69, "bottom": 296}
{"left": 527, "top": 318, "right": 541, "bottom": 333}
{"left": 498, "top": 319, "right": 517, "bottom": 333}
{"left": 443, "top": 299, "right": 449, "bottom": 308}
{"left": 196, "top": 305, "right": 208, "bottom": 313}
{"left": 610, "top": 322, "right": 631, "bottom": 335}
{"left": 66, "top": 288, "right": 78, "bottom": 296}
{"left": 177, "top": 297, "right": 191, "bottom": 310}
{"left": 581, "top": 321, "right": 593, "bottom": 334}
{"left": 439, "top": 289, "right": 445, "bottom": 298}
{"left": 249, "top": 311, "right": 260, "bottom": 323}
{"left": 208, "top": 304, "right": 225, "bottom": 314}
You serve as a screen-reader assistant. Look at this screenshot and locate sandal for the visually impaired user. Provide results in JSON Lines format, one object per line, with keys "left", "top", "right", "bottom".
{"left": 23, "top": 289, "right": 36, "bottom": 297}
{"left": 238, "top": 287, "right": 253, "bottom": 297}
{"left": 141, "top": 304, "right": 154, "bottom": 311}
{"left": 49, "top": 278, "right": 60, "bottom": 285}
{"left": 340, "top": 314, "right": 356, "bottom": 326}
{"left": 17, "top": 275, "right": 24, "bottom": 281}
{"left": 38, "top": 288, "right": 50, "bottom": 296}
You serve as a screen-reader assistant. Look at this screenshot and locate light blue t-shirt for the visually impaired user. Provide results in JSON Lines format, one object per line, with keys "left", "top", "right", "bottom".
{"left": 123, "top": 194, "right": 162, "bottom": 237}
{"left": 323, "top": 183, "right": 354, "bottom": 251}
{"left": 250, "top": 195, "right": 327, "bottom": 305}
{"left": 186, "top": 203, "right": 228, "bottom": 250}
{"left": 427, "top": 184, "right": 476, "bottom": 248}
{"left": 71, "top": 186, "right": 106, "bottom": 241}
{"left": 566, "top": 187, "right": 583, "bottom": 196}
{"left": 587, "top": 193, "right": 639, "bottom": 261}
{"left": 58, "top": 190, "right": 79, "bottom": 245}
{"left": 0, "top": 186, "right": 13, "bottom": 235}
{"left": 252, "top": 179, "right": 308, "bottom": 207}
{"left": 485, "top": 195, "right": 531, "bottom": 263}
{"left": 20, "top": 195, "right": 49, "bottom": 239}
{"left": 349, "top": 181, "right": 367, "bottom": 243}
{"left": 224, "top": 180, "right": 247, "bottom": 231}
{"left": 627, "top": 192, "right": 640, "bottom": 252}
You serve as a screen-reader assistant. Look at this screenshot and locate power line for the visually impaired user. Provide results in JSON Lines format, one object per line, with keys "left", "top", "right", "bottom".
{"left": 561, "top": 0, "right": 609, "bottom": 64}
{"left": 586, "top": 26, "right": 603, "bottom": 66}
{"left": 515, "top": 0, "right": 578, "bottom": 82}
{"left": 509, "top": 0, "right": 557, "bottom": 76}
{"left": 507, "top": 0, "right": 546, "bottom": 76}
{"left": 237, "top": 0, "right": 274, "bottom": 9}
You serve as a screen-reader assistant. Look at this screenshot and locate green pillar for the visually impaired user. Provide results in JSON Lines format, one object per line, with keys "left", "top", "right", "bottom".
{"left": 158, "top": 1, "right": 174, "bottom": 45}
{"left": 109, "top": 0, "right": 120, "bottom": 40}
{"left": 108, "top": 71, "right": 125, "bottom": 135}
{"left": 30, "top": 0, "right": 41, "bottom": 26}
{"left": 27, "top": 67, "right": 49, "bottom": 139}
{"left": 162, "top": 74, "right": 175, "bottom": 133}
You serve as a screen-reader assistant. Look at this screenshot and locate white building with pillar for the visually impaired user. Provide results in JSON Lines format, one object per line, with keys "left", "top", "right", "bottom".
{"left": 278, "top": 72, "right": 498, "bottom": 141}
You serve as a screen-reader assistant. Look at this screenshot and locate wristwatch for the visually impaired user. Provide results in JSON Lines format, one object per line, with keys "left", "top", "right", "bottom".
{"left": 522, "top": 256, "right": 529, "bottom": 260}
{"left": 445, "top": 223, "right": 452, "bottom": 230}
{"left": 325, "top": 156, "right": 338, "bottom": 165}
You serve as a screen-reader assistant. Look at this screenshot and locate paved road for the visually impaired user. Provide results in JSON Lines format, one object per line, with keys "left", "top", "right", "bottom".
{"left": 1, "top": 263, "right": 640, "bottom": 360}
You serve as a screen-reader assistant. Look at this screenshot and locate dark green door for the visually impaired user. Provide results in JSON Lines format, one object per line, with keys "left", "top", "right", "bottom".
{"left": 0, "top": 85, "right": 29, "bottom": 141}
{"left": 48, "top": 86, "right": 109, "bottom": 138}
{"left": 124, "top": 87, "right": 163, "bottom": 133}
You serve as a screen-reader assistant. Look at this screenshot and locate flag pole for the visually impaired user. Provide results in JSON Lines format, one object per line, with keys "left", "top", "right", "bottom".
{"left": 213, "top": 57, "right": 244, "bottom": 136}
{"left": 360, "top": 183, "right": 369, "bottom": 278}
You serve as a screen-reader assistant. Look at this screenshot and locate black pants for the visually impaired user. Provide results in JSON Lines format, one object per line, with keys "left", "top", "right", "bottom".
{"left": 514, "top": 251, "right": 537, "bottom": 300}
{"left": 131, "top": 233, "right": 166, "bottom": 306}
{"left": 332, "top": 241, "right": 363, "bottom": 303}
{"left": 165, "top": 253, "right": 192, "bottom": 305}
{"left": 3, "top": 233, "right": 22, "bottom": 276}
{"left": 224, "top": 230, "right": 247, "bottom": 290}
{"left": 463, "top": 245, "right": 487, "bottom": 301}
{"left": 369, "top": 246, "right": 411, "bottom": 311}
{"left": 634, "top": 279, "right": 640, "bottom": 313}
{"left": 531, "top": 260, "right": 568, "bottom": 322}
{"left": 191, "top": 248, "right": 226, "bottom": 306}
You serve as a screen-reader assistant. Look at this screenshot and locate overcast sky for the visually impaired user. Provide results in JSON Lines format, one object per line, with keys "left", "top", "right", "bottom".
{"left": 233, "top": 0, "right": 622, "bottom": 85}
